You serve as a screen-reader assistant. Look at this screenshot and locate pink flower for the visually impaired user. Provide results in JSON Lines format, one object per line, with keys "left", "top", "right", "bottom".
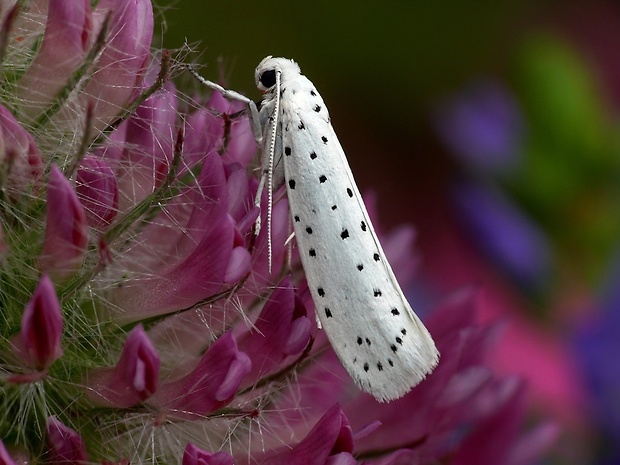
{"left": 237, "top": 278, "right": 312, "bottom": 384}
{"left": 86, "top": 324, "right": 160, "bottom": 408}
{"left": 150, "top": 332, "right": 251, "bottom": 420}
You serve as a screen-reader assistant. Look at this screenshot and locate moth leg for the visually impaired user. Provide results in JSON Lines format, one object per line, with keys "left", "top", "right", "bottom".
{"left": 187, "top": 65, "right": 263, "bottom": 143}
{"left": 188, "top": 64, "right": 266, "bottom": 236}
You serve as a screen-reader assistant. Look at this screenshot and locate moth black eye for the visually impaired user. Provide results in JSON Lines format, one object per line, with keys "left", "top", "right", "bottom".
{"left": 259, "top": 69, "right": 277, "bottom": 88}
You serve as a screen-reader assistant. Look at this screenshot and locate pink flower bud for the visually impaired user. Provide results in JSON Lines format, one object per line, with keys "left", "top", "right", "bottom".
{"left": 182, "top": 444, "right": 233, "bottom": 465}
{"left": 17, "top": 0, "right": 93, "bottom": 121}
{"left": 16, "top": 274, "right": 63, "bottom": 371}
{"left": 85, "top": 0, "right": 154, "bottom": 132}
{"left": 86, "top": 324, "right": 160, "bottom": 408}
{"left": 76, "top": 155, "right": 118, "bottom": 230}
{"left": 46, "top": 416, "right": 88, "bottom": 464}
{"left": 39, "top": 165, "right": 89, "bottom": 280}
{"left": 0, "top": 104, "right": 43, "bottom": 197}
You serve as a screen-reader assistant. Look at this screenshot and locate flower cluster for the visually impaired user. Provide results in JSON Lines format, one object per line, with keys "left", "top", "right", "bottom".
{"left": 0, "top": 1, "right": 555, "bottom": 463}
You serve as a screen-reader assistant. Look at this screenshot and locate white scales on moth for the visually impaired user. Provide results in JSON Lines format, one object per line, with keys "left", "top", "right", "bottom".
{"left": 190, "top": 56, "right": 439, "bottom": 402}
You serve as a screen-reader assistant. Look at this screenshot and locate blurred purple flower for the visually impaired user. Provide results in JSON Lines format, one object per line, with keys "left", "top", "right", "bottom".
{"left": 452, "top": 180, "right": 551, "bottom": 289}
{"left": 434, "top": 78, "right": 525, "bottom": 174}
{"left": 574, "top": 250, "right": 620, "bottom": 463}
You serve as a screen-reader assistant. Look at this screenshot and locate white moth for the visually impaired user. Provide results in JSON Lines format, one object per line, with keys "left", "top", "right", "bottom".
{"left": 191, "top": 57, "right": 439, "bottom": 402}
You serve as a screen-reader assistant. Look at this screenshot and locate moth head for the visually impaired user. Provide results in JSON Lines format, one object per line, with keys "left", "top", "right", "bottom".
{"left": 255, "top": 56, "right": 300, "bottom": 93}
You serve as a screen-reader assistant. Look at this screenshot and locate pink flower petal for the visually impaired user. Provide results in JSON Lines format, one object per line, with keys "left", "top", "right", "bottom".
{"left": 151, "top": 332, "right": 251, "bottom": 420}
{"left": 183, "top": 443, "right": 233, "bottom": 465}
{"left": 259, "top": 404, "right": 354, "bottom": 465}
{"left": 76, "top": 155, "right": 118, "bottom": 230}
{"left": 110, "top": 153, "right": 235, "bottom": 320}
{"left": 238, "top": 279, "right": 311, "bottom": 384}
{"left": 123, "top": 85, "right": 178, "bottom": 189}
{"left": 0, "top": 104, "right": 43, "bottom": 196}
{"left": 46, "top": 416, "right": 88, "bottom": 464}
{"left": 85, "top": 0, "right": 153, "bottom": 132}
{"left": 453, "top": 379, "right": 526, "bottom": 465}
{"left": 0, "top": 439, "right": 18, "bottom": 465}
{"left": 224, "top": 245, "right": 251, "bottom": 283}
{"left": 39, "top": 165, "right": 89, "bottom": 281}
{"left": 17, "top": 0, "right": 92, "bottom": 121}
